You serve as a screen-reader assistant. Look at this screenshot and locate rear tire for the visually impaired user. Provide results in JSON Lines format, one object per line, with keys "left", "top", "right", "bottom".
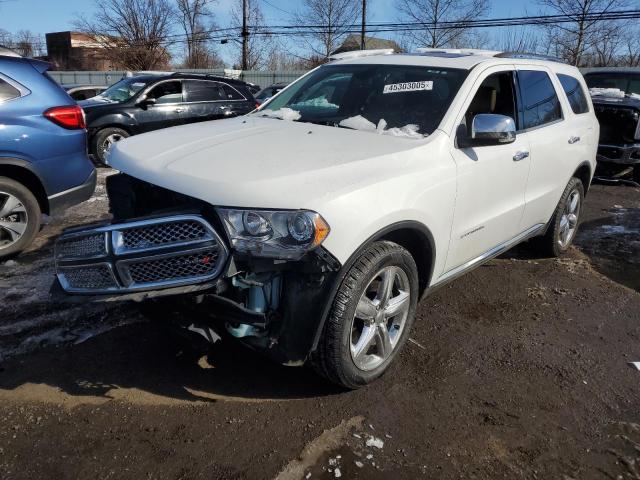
{"left": 311, "top": 241, "right": 419, "bottom": 389}
{"left": 92, "top": 127, "right": 129, "bottom": 166}
{"left": 532, "top": 177, "right": 584, "bottom": 257}
{"left": 0, "top": 177, "right": 41, "bottom": 259}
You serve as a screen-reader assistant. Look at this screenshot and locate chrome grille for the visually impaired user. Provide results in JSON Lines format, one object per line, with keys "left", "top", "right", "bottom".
{"left": 56, "top": 233, "right": 106, "bottom": 259}
{"left": 58, "top": 264, "right": 117, "bottom": 291}
{"left": 124, "top": 249, "right": 220, "bottom": 286}
{"left": 118, "top": 220, "right": 211, "bottom": 252}
{"left": 54, "top": 215, "right": 227, "bottom": 294}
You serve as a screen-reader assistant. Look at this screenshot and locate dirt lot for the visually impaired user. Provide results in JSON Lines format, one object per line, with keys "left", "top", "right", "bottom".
{"left": 0, "top": 172, "right": 639, "bottom": 480}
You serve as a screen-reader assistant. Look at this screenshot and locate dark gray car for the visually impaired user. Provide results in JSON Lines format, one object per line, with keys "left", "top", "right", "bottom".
{"left": 81, "top": 73, "right": 257, "bottom": 164}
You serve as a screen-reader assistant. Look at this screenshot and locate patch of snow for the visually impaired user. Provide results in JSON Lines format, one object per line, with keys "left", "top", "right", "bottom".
{"left": 2, "top": 260, "right": 18, "bottom": 267}
{"left": 366, "top": 454, "right": 373, "bottom": 460}
{"left": 339, "top": 115, "right": 376, "bottom": 132}
{"left": 259, "top": 108, "right": 301, "bottom": 121}
{"left": 334, "top": 467, "right": 341, "bottom": 478}
{"left": 338, "top": 116, "right": 424, "bottom": 138}
{"left": 589, "top": 87, "right": 625, "bottom": 99}
{"left": 366, "top": 436, "right": 384, "bottom": 449}
{"left": 290, "top": 96, "right": 339, "bottom": 109}
{"left": 355, "top": 461, "right": 364, "bottom": 468}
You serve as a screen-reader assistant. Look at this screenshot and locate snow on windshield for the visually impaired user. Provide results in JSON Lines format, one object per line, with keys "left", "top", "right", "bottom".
{"left": 339, "top": 115, "right": 424, "bottom": 139}
{"left": 589, "top": 87, "right": 640, "bottom": 100}
{"left": 589, "top": 87, "right": 626, "bottom": 99}
{"left": 259, "top": 108, "right": 301, "bottom": 121}
{"left": 290, "top": 96, "right": 339, "bottom": 110}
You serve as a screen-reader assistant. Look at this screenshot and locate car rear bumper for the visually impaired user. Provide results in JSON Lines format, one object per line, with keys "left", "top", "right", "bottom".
{"left": 47, "top": 168, "right": 97, "bottom": 215}
{"left": 596, "top": 143, "right": 640, "bottom": 165}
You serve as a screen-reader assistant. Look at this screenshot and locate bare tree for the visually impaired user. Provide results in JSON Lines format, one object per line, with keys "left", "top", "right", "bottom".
{"left": 7, "top": 30, "right": 45, "bottom": 58}
{"left": 229, "top": 0, "right": 271, "bottom": 70}
{"left": 75, "top": 0, "right": 174, "bottom": 70}
{"left": 493, "top": 27, "right": 541, "bottom": 54}
{"left": 175, "top": 0, "right": 223, "bottom": 68}
{"left": 620, "top": 27, "right": 640, "bottom": 67}
{"left": 538, "top": 0, "right": 630, "bottom": 66}
{"left": 395, "top": 0, "right": 489, "bottom": 49}
{"left": 294, "top": 0, "right": 361, "bottom": 59}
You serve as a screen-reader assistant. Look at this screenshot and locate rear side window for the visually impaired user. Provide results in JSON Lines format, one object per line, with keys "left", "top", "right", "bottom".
{"left": 558, "top": 74, "right": 589, "bottom": 114}
{"left": 518, "top": 70, "right": 562, "bottom": 129}
{"left": 0, "top": 78, "right": 20, "bottom": 103}
{"left": 184, "top": 80, "right": 225, "bottom": 102}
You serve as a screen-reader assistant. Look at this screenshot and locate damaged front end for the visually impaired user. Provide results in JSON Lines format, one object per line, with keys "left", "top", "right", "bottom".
{"left": 53, "top": 174, "right": 342, "bottom": 365}
{"left": 592, "top": 101, "right": 640, "bottom": 172}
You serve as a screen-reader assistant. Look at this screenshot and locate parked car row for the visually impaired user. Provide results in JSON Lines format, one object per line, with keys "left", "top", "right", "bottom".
{"left": 0, "top": 52, "right": 262, "bottom": 258}
{"left": 1, "top": 46, "right": 636, "bottom": 388}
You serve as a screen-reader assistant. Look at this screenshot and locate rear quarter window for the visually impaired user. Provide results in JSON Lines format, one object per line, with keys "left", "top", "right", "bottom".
{"left": 558, "top": 74, "right": 589, "bottom": 114}
{"left": 0, "top": 77, "right": 21, "bottom": 102}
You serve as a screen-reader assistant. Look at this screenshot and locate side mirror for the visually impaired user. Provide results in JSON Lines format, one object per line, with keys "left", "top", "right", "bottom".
{"left": 137, "top": 96, "right": 156, "bottom": 107}
{"left": 470, "top": 114, "right": 516, "bottom": 145}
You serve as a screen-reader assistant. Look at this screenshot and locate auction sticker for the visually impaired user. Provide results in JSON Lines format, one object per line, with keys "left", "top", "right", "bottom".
{"left": 383, "top": 81, "right": 433, "bottom": 94}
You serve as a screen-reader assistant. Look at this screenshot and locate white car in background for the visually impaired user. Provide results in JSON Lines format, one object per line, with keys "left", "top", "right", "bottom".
{"left": 54, "top": 49, "right": 598, "bottom": 389}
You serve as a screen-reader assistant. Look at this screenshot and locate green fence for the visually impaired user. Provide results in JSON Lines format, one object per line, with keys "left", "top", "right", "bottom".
{"left": 48, "top": 69, "right": 307, "bottom": 89}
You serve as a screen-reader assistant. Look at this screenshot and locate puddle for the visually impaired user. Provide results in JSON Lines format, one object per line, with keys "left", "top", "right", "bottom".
{"left": 575, "top": 207, "right": 640, "bottom": 292}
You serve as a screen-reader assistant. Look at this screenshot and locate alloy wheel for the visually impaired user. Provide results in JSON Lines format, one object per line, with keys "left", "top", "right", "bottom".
{"left": 350, "top": 265, "right": 411, "bottom": 371}
{"left": 0, "top": 192, "right": 28, "bottom": 250}
{"left": 558, "top": 188, "right": 581, "bottom": 248}
{"left": 101, "top": 133, "right": 124, "bottom": 155}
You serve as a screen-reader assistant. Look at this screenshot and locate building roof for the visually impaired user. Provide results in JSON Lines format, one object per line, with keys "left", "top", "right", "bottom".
{"left": 331, "top": 35, "right": 402, "bottom": 55}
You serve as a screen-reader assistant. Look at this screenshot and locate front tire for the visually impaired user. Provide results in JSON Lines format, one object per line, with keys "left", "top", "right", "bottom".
{"left": 311, "top": 241, "right": 419, "bottom": 389}
{"left": 92, "top": 127, "right": 129, "bottom": 166}
{"left": 532, "top": 177, "right": 584, "bottom": 257}
{"left": 0, "top": 177, "right": 41, "bottom": 259}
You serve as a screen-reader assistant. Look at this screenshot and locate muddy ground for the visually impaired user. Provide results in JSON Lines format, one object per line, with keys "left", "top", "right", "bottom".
{"left": 0, "top": 172, "right": 639, "bottom": 480}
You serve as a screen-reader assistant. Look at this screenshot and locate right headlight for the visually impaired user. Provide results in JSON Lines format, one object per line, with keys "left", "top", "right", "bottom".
{"left": 216, "top": 208, "right": 330, "bottom": 260}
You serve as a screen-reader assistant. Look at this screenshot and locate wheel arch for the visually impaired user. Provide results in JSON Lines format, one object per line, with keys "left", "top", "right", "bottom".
{"left": 573, "top": 161, "right": 592, "bottom": 195}
{"left": 311, "top": 220, "right": 436, "bottom": 351}
{"left": 0, "top": 161, "right": 48, "bottom": 214}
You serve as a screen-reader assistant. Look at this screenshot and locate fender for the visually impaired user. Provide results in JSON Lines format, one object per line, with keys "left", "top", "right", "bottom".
{"left": 309, "top": 220, "right": 436, "bottom": 353}
{"left": 87, "top": 113, "right": 137, "bottom": 135}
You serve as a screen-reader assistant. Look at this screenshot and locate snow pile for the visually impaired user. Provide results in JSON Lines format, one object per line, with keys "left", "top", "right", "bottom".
{"left": 338, "top": 115, "right": 423, "bottom": 138}
{"left": 259, "top": 108, "right": 301, "bottom": 121}
{"left": 589, "top": 87, "right": 625, "bottom": 99}
{"left": 365, "top": 436, "right": 385, "bottom": 449}
{"left": 290, "top": 96, "right": 339, "bottom": 109}
{"left": 339, "top": 115, "right": 377, "bottom": 131}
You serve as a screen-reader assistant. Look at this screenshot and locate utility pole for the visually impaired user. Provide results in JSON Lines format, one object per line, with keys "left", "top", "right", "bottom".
{"left": 242, "top": 0, "right": 249, "bottom": 70}
{"left": 360, "top": 0, "right": 366, "bottom": 50}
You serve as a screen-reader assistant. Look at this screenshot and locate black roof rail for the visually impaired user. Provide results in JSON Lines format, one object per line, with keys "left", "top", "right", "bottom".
{"left": 170, "top": 72, "right": 246, "bottom": 84}
{"left": 495, "top": 52, "right": 567, "bottom": 64}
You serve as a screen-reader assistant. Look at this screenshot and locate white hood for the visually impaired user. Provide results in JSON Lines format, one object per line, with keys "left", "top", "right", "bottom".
{"left": 108, "top": 116, "right": 434, "bottom": 210}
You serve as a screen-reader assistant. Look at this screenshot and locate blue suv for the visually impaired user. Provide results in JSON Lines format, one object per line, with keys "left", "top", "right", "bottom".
{"left": 0, "top": 53, "right": 96, "bottom": 258}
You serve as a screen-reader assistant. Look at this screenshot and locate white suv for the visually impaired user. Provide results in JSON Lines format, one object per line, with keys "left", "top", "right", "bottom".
{"left": 54, "top": 49, "right": 598, "bottom": 389}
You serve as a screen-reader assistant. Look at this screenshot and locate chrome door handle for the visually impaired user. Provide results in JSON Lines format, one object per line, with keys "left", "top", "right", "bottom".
{"left": 568, "top": 136, "right": 580, "bottom": 144}
{"left": 513, "top": 151, "right": 530, "bottom": 161}
{"left": 174, "top": 107, "right": 185, "bottom": 113}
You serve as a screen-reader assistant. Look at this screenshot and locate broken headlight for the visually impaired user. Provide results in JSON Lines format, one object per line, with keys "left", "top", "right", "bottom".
{"left": 216, "top": 208, "right": 330, "bottom": 260}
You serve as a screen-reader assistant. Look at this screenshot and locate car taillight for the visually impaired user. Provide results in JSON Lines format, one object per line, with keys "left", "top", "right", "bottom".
{"left": 44, "top": 105, "right": 86, "bottom": 130}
